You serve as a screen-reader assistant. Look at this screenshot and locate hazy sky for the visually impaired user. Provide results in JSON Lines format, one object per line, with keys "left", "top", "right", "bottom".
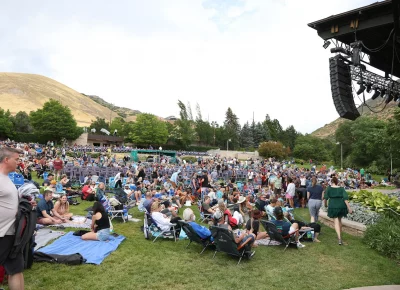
{"left": 1, "top": 0, "right": 374, "bottom": 133}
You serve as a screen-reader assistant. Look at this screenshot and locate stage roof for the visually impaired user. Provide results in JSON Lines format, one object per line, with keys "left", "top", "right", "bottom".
{"left": 308, "top": 0, "right": 400, "bottom": 78}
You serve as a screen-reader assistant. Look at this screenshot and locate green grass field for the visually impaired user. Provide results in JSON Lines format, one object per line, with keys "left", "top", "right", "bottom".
{"left": 6, "top": 176, "right": 399, "bottom": 290}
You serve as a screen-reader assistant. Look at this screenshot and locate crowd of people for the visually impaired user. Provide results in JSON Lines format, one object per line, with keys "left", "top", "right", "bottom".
{"left": 0, "top": 139, "right": 390, "bottom": 290}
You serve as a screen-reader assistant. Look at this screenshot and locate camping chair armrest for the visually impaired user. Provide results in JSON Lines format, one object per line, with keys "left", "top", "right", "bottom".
{"left": 283, "top": 229, "right": 299, "bottom": 239}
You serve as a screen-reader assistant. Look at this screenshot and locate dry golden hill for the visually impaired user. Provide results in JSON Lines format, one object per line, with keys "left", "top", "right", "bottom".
{"left": 0, "top": 73, "right": 140, "bottom": 126}
{"left": 311, "top": 97, "right": 398, "bottom": 138}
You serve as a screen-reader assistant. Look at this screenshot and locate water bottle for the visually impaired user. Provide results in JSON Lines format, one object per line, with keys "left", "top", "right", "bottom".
{"left": 307, "top": 231, "right": 312, "bottom": 239}
{"left": 123, "top": 205, "right": 128, "bottom": 220}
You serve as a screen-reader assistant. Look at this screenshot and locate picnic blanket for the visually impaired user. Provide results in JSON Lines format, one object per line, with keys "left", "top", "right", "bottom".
{"left": 38, "top": 231, "right": 125, "bottom": 265}
{"left": 254, "top": 238, "right": 282, "bottom": 246}
{"left": 48, "top": 216, "right": 91, "bottom": 229}
{"left": 34, "top": 228, "right": 65, "bottom": 251}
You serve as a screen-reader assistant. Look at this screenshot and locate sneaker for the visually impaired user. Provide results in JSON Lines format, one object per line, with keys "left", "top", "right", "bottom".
{"left": 297, "top": 242, "right": 306, "bottom": 248}
{"left": 338, "top": 239, "right": 342, "bottom": 245}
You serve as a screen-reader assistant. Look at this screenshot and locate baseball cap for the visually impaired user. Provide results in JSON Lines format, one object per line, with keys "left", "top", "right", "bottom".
{"left": 274, "top": 206, "right": 283, "bottom": 216}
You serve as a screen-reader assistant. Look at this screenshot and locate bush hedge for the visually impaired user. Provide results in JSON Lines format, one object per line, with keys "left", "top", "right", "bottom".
{"left": 363, "top": 213, "right": 400, "bottom": 260}
{"left": 181, "top": 156, "right": 197, "bottom": 164}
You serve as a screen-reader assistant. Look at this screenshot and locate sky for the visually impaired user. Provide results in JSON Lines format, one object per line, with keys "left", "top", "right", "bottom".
{"left": 0, "top": 0, "right": 375, "bottom": 134}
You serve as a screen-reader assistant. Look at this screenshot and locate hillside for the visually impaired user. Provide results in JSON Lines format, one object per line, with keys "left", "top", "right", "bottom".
{"left": 83, "top": 94, "right": 141, "bottom": 119}
{"left": 311, "top": 97, "right": 397, "bottom": 138}
{"left": 0, "top": 73, "right": 144, "bottom": 126}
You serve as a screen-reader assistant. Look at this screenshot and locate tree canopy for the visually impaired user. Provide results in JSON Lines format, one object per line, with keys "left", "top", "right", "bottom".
{"left": 128, "top": 113, "right": 168, "bottom": 145}
{"left": 29, "top": 99, "right": 82, "bottom": 141}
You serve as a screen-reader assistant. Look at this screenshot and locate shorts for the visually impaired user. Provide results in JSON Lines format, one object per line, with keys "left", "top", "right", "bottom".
{"left": 289, "top": 227, "right": 296, "bottom": 235}
{"left": 285, "top": 193, "right": 293, "bottom": 199}
{"left": 96, "top": 229, "right": 110, "bottom": 241}
{"left": 0, "top": 235, "right": 24, "bottom": 275}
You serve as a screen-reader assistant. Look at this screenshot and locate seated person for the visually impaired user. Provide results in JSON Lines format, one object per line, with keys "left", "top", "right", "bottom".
{"left": 82, "top": 180, "right": 95, "bottom": 201}
{"left": 213, "top": 209, "right": 255, "bottom": 257}
{"left": 207, "top": 190, "right": 217, "bottom": 206}
{"left": 246, "top": 209, "right": 268, "bottom": 241}
{"left": 37, "top": 190, "right": 65, "bottom": 225}
{"left": 82, "top": 201, "right": 111, "bottom": 241}
{"left": 53, "top": 195, "right": 73, "bottom": 220}
{"left": 202, "top": 196, "right": 215, "bottom": 216}
{"left": 217, "top": 199, "right": 238, "bottom": 228}
{"left": 271, "top": 206, "right": 305, "bottom": 248}
{"left": 143, "top": 192, "right": 154, "bottom": 213}
{"left": 96, "top": 182, "right": 106, "bottom": 201}
{"left": 232, "top": 204, "right": 244, "bottom": 226}
{"left": 265, "top": 198, "right": 277, "bottom": 217}
{"left": 42, "top": 173, "right": 54, "bottom": 186}
{"left": 150, "top": 201, "right": 182, "bottom": 235}
{"left": 284, "top": 212, "right": 321, "bottom": 243}
{"left": 183, "top": 208, "right": 211, "bottom": 239}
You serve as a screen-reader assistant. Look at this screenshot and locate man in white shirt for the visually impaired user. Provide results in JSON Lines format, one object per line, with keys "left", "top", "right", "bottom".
{"left": 0, "top": 147, "right": 26, "bottom": 290}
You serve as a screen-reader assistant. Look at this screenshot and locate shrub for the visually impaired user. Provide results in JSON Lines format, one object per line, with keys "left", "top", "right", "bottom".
{"left": 363, "top": 214, "right": 400, "bottom": 260}
{"left": 182, "top": 156, "right": 197, "bottom": 164}
{"left": 346, "top": 202, "right": 381, "bottom": 225}
{"left": 350, "top": 190, "right": 400, "bottom": 213}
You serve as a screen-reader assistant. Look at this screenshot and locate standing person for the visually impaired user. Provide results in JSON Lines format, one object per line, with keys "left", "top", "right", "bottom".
{"left": 53, "top": 155, "right": 64, "bottom": 181}
{"left": 307, "top": 177, "right": 324, "bottom": 223}
{"left": 0, "top": 147, "right": 25, "bottom": 290}
{"left": 324, "top": 176, "right": 352, "bottom": 245}
{"left": 285, "top": 177, "right": 295, "bottom": 208}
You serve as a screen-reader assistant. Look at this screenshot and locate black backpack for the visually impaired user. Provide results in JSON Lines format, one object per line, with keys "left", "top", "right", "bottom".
{"left": 114, "top": 188, "right": 127, "bottom": 204}
{"left": 8, "top": 198, "right": 37, "bottom": 259}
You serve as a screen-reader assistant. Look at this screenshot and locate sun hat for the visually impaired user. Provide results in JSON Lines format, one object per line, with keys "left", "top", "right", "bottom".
{"left": 237, "top": 196, "right": 246, "bottom": 204}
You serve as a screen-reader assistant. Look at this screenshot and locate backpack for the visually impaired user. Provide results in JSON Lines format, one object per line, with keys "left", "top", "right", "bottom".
{"left": 8, "top": 198, "right": 37, "bottom": 259}
{"left": 114, "top": 188, "right": 127, "bottom": 204}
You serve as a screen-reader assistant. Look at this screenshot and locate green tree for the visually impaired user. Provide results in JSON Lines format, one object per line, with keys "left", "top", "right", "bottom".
{"left": 0, "top": 108, "right": 15, "bottom": 139}
{"left": 12, "top": 111, "right": 32, "bottom": 133}
{"left": 335, "top": 117, "right": 387, "bottom": 168}
{"left": 263, "top": 114, "right": 282, "bottom": 142}
{"left": 128, "top": 113, "right": 168, "bottom": 145}
{"left": 293, "top": 135, "right": 332, "bottom": 162}
{"left": 29, "top": 99, "right": 81, "bottom": 141}
{"left": 224, "top": 107, "right": 240, "bottom": 150}
{"left": 109, "top": 117, "right": 125, "bottom": 136}
{"left": 194, "top": 104, "right": 213, "bottom": 145}
{"left": 240, "top": 122, "right": 254, "bottom": 150}
{"left": 282, "top": 125, "right": 299, "bottom": 150}
{"left": 89, "top": 117, "right": 109, "bottom": 133}
{"left": 258, "top": 141, "right": 288, "bottom": 159}
{"left": 174, "top": 100, "right": 195, "bottom": 148}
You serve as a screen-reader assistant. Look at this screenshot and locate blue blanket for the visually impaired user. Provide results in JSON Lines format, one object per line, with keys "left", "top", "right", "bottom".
{"left": 38, "top": 231, "right": 125, "bottom": 265}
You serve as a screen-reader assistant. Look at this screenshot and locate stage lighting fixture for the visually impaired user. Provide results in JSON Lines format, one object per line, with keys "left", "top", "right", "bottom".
{"left": 323, "top": 40, "right": 331, "bottom": 49}
{"left": 385, "top": 93, "right": 394, "bottom": 104}
{"left": 366, "top": 82, "right": 372, "bottom": 93}
{"left": 371, "top": 88, "right": 380, "bottom": 100}
{"left": 356, "top": 84, "right": 366, "bottom": 95}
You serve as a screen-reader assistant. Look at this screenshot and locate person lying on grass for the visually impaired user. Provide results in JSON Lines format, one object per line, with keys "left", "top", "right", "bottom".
{"left": 36, "top": 190, "right": 65, "bottom": 225}
{"left": 82, "top": 201, "right": 111, "bottom": 241}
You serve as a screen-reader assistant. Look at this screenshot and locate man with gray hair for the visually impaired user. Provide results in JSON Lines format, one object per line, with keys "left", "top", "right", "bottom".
{"left": 0, "top": 147, "right": 25, "bottom": 290}
{"left": 182, "top": 208, "right": 211, "bottom": 239}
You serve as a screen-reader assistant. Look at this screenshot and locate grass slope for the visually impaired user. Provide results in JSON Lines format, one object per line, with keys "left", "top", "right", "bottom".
{"left": 13, "top": 177, "right": 400, "bottom": 290}
{"left": 0, "top": 73, "right": 138, "bottom": 126}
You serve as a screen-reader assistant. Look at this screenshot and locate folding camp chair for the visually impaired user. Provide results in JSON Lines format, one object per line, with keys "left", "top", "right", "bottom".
{"left": 197, "top": 200, "right": 212, "bottom": 223}
{"left": 210, "top": 226, "right": 254, "bottom": 265}
{"left": 108, "top": 198, "right": 128, "bottom": 222}
{"left": 13, "top": 174, "right": 25, "bottom": 188}
{"left": 143, "top": 210, "right": 177, "bottom": 242}
{"left": 260, "top": 220, "right": 299, "bottom": 251}
{"left": 177, "top": 220, "right": 212, "bottom": 254}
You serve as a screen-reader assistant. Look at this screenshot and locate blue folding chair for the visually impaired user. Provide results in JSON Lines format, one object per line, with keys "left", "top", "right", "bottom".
{"left": 43, "top": 172, "right": 49, "bottom": 181}
{"left": 13, "top": 174, "right": 25, "bottom": 188}
{"left": 55, "top": 183, "right": 65, "bottom": 194}
{"left": 8, "top": 172, "right": 16, "bottom": 183}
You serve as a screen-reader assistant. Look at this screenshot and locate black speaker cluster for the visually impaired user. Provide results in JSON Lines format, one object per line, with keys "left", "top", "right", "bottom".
{"left": 329, "top": 55, "right": 361, "bottom": 120}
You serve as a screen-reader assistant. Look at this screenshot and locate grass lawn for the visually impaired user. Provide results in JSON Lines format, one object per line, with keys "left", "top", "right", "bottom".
{"left": 13, "top": 177, "right": 400, "bottom": 290}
